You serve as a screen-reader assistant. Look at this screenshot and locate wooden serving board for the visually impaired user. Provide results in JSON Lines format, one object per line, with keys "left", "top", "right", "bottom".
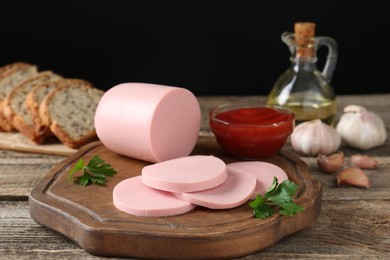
{"left": 29, "top": 136, "right": 322, "bottom": 259}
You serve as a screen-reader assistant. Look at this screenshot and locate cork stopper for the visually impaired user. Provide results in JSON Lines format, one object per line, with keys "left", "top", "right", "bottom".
{"left": 294, "top": 22, "right": 316, "bottom": 58}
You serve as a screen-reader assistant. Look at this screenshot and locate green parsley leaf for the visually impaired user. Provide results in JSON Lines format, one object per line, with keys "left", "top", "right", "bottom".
{"left": 251, "top": 199, "right": 274, "bottom": 218}
{"left": 68, "top": 155, "right": 117, "bottom": 186}
{"left": 266, "top": 179, "right": 299, "bottom": 204}
{"left": 248, "top": 194, "right": 265, "bottom": 208}
{"left": 264, "top": 177, "right": 278, "bottom": 196}
{"left": 249, "top": 177, "right": 304, "bottom": 219}
{"left": 68, "top": 158, "right": 84, "bottom": 182}
{"left": 279, "top": 202, "right": 305, "bottom": 216}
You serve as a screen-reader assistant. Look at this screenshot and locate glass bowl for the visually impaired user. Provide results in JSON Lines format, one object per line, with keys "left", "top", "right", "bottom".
{"left": 209, "top": 103, "right": 295, "bottom": 159}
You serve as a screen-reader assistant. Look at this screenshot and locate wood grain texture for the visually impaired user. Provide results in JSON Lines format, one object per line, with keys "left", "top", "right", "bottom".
{"left": 1, "top": 94, "right": 390, "bottom": 259}
{"left": 0, "top": 152, "right": 64, "bottom": 200}
{"left": 28, "top": 136, "right": 321, "bottom": 259}
{"left": 2, "top": 200, "right": 389, "bottom": 259}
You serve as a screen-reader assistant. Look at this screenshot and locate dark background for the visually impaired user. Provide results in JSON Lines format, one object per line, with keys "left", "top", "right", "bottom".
{"left": 1, "top": 0, "right": 389, "bottom": 96}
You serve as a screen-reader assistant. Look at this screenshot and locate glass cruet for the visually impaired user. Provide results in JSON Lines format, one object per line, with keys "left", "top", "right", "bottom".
{"left": 267, "top": 22, "right": 338, "bottom": 126}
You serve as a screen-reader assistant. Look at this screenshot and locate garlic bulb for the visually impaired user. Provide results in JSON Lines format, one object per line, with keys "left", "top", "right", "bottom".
{"left": 336, "top": 105, "right": 387, "bottom": 150}
{"left": 291, "top": 119, "right": 341, "bottom": 156}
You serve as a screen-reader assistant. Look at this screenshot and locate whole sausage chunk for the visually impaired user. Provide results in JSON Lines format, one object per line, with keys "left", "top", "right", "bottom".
{"left": 95, "top": 83, "right": 201, "bottom": 163}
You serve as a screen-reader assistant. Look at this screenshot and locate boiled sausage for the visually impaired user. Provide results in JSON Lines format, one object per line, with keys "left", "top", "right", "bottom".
{"left": 174, "top": 172, "right": 256, "bottom": 209}
{"left": 142, "top": 155, "right": 227, "bottom": 192}
{"left": 227, "top": 161, "right": 288, "bottom": 199}
{"left": 113, "top": 176, "right": 196, "bottom": 217}
{"left": 95, "top": 83, "right": 201, "bottom": 163}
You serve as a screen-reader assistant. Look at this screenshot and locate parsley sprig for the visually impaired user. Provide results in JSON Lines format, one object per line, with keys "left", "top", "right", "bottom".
{"left": 249, "top": 177, "right": 305, "bottom": 219}
{"left": 68, "top": 155, "right": 117, "bottom": 186}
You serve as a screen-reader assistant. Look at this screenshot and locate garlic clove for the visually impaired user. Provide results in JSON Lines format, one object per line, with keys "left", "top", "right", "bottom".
{"left": 350, "top": 154, "right": 378, "bottom": 169}
{"left": 336, "top": 105, "right": 387, "bottom": 150}
{"left": 291, "top": 119, "right": 341, "bottom": 156}
{"left": 317, "top": 151, "right": 344, "bottom": 173}
{"left": 336, "top": 166, "right": 370, "bottom": 189}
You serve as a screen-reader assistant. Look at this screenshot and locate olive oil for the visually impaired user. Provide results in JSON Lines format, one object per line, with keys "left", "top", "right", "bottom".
{"left": 267, "top": 22, "right": 338, "bottom": 126}
{"left": 268, "top": 99, "right": 337, "bottom": 126}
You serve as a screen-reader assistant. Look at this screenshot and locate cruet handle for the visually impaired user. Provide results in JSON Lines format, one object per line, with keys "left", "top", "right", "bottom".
{"left": 317, "top": 36, "right": 338, "bottom": 82}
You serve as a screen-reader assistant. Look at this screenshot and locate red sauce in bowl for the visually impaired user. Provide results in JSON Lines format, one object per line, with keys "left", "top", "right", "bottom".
{"left": 210, "top": 104, "right": 295, "bottom": 158}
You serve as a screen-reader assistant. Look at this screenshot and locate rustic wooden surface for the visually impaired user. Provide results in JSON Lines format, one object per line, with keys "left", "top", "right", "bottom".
{"left": 1, "top": 94, "right": 390, "bottom": 259}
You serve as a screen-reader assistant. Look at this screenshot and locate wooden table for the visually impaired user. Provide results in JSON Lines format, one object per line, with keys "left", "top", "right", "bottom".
{"left": 1, "top": 94, "right": 389, "bottom": 259}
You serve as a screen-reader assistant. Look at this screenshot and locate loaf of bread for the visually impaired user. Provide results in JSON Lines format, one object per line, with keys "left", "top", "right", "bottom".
{"left": 40, "top": 79, "right": 104, "bottom": 149}
{"left": 26, "top": 79, "right": 71, "bottom": 142}
{"left": 3, "top": 71, "right": 62, "bottom": 143}
{"left": 0, "top": 62, "right": 38, "bottom": 131}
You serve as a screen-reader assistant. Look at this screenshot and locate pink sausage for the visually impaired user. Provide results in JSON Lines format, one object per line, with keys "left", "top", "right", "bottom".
{"left": 173, "top": 172, "right": 256, "bottom": 209}
{"left": 94, "top": 83, "right": 201, "bottom": 163}
{"left": 142, "top": 155, "right": 228, "bottom": 193}
{"left": 227, "top": 161, "right": 288, "bottom": 199}
{"left": 113, "top": 176, "right": 196, "bottom": 217}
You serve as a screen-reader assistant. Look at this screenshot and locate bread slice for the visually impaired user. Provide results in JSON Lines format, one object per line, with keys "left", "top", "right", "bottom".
{"left": 26, "top": 78, "right": 73, "bottom": 142}
{"left": 0, "top": 62, "right": 29, "bottom": 77}
{"left": 0, "top": 63, "right": 38, "bottom": 131}
{"left": 40, "top": 80, "right": 104, "bottom": 149}
{"left": 3, "top": 71, "right": 62, "bottom": 143}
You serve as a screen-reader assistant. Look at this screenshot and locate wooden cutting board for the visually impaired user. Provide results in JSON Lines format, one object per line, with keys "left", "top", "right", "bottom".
{"left": 29, "top": 136, "right": 322, "bottom": 259}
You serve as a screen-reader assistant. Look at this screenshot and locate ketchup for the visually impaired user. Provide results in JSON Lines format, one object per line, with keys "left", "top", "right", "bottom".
{"left": 210, "top": 107, "right": 295, "bottom": 158}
